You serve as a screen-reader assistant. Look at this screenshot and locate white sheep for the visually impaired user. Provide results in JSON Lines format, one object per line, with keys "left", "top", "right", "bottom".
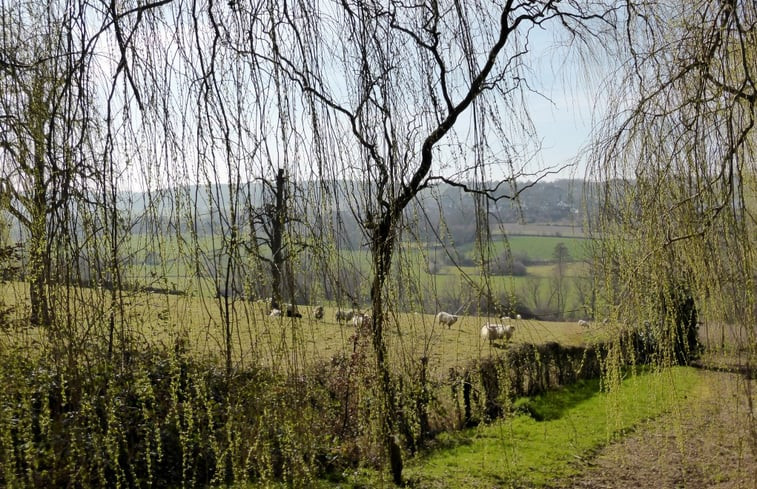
{"left": 516, "top": 314, "right": 522, "bottom": 320}
{"left": 436, "top": 311, "right": 459, "bottom": 328}
{"left": 335, "top": 309, "right": 355, "bottom": 322}
{"left": 269, "top": 308, "right": 282, "bottom": 317}
{"left": 578, "top": 319, "right": 590, "bottom": 328}
{"left": 352, "top": 313, "right": 372, "bottom": 329}
{"left": 481, "top": 323, "right": 515, "bottom": 342}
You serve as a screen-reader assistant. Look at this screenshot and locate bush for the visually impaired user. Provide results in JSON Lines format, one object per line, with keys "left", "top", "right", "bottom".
{"left": 0, "top": 345, "right": 342, "bottom": 488}
{"left": 490, "top": 259, "right": 527, "bottom": 276}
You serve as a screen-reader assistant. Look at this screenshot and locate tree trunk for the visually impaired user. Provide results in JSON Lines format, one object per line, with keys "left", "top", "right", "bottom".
{"left": 269, "top": 168, "right": 287, "bottom": 309}
{"left": 369, "top": 216, "right": 403, "bottom": 486}
{"left": 29, "top": 146, "right": 49, "bottom": 327}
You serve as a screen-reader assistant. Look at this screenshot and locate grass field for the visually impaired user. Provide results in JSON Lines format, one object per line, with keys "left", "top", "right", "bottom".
{"left": 3, "top": 280, "right": 750, "bottom": 489}
{"left": 494, "top": 223, "right": 587, "bottom": 238}
{"left": 457, "top": 235, "right": 591, "bottom": 262}
{"left": 0, "top": 281, "right": 592, "bottom": 373}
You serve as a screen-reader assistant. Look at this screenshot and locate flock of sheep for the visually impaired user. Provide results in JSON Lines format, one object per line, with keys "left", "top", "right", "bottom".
{"left": 268, "top": 303, "right": 609, "bottom": 345}
{"left": 269, "top": 303, "right": 521, "bottom": 344}
{"left": 270, "top": 304, "right": 521, "bottom": 345}
{"left": 434, "top": 311, "right": 517, "bottom": 343}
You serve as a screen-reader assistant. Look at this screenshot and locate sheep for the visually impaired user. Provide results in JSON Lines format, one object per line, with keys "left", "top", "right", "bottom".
{"left": 436, "top": 311, "right": 459, "bottom": 328}
{"left": 269, "top": 308, "right": 282, "bottom": 317}
{"left": 314, "top": 305, "right": 324, "bottom": 320}
{"left": 283, "top": 303, "right": 302, "bottom": 318}
{"left": 516, "top": 314, "right": 522, "bottom": 320}
{"left": 578, "top": 319, "right": 590, "bottom": 328}
{"left": 352, "top": 313, "right": 372, "bottom": 328}
{"left": 335, "top": 309, "right": 355, "bottom": 323}
{"left": 481, "top": 322, "right": 515, "bottom": 342}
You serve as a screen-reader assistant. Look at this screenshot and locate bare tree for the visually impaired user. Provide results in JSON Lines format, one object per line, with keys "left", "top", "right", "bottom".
{"left": 245, "top": 168, "right": 305, "bottom": 310}
{"left": 229, "top": 1, "right": 615, "bottom": 483}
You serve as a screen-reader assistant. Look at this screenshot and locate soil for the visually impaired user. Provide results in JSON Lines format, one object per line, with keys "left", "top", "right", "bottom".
{"left": 554, "top": 367, "right": 757, "bottom": 489}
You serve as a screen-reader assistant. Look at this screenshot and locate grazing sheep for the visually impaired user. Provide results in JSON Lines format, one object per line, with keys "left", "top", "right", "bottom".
{"left": 481, "top": 323, "right": 515, "bottom": 342}
{"left": 578, "top": 319, "right": 590, "bottom": 328}
{"left": 352, "top": 313, "right": 372, "bottom": 328}
{"left": 269, "top": 308, "right": 282, "bottom": 317}
{"left": 500, "top": 315, "right": 511, "bottom": 321}
{"left": 335, "top": 309, "right": 355, "bottom": 322}
{"left": 314, "top": 305, "right": 324, "bottom": 320}
{"left": 436, "top": 311, "right": 459, "bottom": 328}
{"left": 516, "top": 314, "right": 522, "bottom": 320}
{"left": 284, "top": 303, "right": 302, "bottom": 318}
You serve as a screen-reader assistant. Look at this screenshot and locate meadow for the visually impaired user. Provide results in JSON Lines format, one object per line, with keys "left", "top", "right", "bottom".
{"left": 4, "top": 228, "right": 746, "bottom": 489}
{"left": 0, "top": 281, "right": 592, "bottom": 370}
{"left": 114, "top": 229, "right": 594, "bottom": 324}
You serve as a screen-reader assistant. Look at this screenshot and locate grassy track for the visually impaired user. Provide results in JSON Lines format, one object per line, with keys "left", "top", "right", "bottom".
{"left": 399, "top": 366, "right": 701, "bottom": 488}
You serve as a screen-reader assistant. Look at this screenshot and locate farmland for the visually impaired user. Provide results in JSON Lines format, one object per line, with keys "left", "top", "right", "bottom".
{"left": 0, "top": 281, "right": 592, "bottom": 371}
{"left": 4, "top": 280, "right": 750, "bottom": 488}
{"left": 109, "top": 225, "right": 595, "bottom": 324}
{"left": 2, "top": 0, "right": 756, "bottom": 484}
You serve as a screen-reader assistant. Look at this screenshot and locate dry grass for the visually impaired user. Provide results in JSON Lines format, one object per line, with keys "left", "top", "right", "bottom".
{"left": 0, "top": 281, "right": 590, "bottom": 379}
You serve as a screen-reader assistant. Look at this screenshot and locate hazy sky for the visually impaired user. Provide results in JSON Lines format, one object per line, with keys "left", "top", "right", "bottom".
{"left": 522, "top": 27, "right": 609, "bottom": 182}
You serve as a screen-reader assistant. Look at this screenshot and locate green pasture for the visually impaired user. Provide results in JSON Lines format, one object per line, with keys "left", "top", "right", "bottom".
{"left": 108, "top": 233, "right": 593, "bottom": 320}
{"left": 457, "top": 235, "right": 590, "bottom": 263}
{"left": 0, "top": 282, "right": 736, "bottom": 488}
{"left": 0, "top": 281, "right": 589, "bottom": 373}
{"left": 495, "top": 222, "right": 586, "bottom": 238}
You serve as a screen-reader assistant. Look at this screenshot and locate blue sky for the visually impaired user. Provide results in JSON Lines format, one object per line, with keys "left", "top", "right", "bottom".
{"left": 521, "top": 23, "right": 611, "bottom": 181}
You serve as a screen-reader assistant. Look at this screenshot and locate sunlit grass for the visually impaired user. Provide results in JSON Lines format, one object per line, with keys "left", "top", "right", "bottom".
{"left": 399, "top": 366, "right": 701, "bottom": 488}
{"left": 0, "top": 281, "right": 590, "bottom": 375}
{"left": 457, "top": 235, "right": 590, "bottom": 262}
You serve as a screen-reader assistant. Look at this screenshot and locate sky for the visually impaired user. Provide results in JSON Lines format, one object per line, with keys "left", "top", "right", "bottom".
{"left": 97, "top": 2, "right": 611, "bottom": 191}
{"left": 520, "top": 27, "right": 610, "bottom": 182}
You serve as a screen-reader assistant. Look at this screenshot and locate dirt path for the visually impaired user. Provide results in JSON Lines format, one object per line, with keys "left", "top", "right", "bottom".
{"left": 556, "top": 370, "right": 757, "bottom": 489}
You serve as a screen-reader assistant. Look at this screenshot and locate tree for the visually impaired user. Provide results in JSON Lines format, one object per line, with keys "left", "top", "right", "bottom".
{"left": 0, "top": 1, "right": 97, "bottom": 326}
{"left": 588, "top": 0, "right": 755, "bottom": 417}
{"left": 245, "top": 168, "right": 302, "bottom": 310}
{"left": 550, "top": 242, "right": 571, "bottom": 318}
{"left": 236, "top": 1, "right": 614, "bottom": 483}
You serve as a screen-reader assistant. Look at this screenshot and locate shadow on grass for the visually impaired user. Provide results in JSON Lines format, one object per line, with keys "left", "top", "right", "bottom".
{"left": 513, "top": 378, "right": 601, "bottom": 421}
{"left": 423, "top": 378, "right": 604, "bottom": 455}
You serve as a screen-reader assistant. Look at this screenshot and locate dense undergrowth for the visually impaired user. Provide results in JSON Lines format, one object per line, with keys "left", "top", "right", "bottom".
{"left": 0, "top": 342, "right": 342, "bottom": 488}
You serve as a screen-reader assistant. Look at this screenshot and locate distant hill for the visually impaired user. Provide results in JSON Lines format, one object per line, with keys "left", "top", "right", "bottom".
{"left": 4, "top": 178, "right": 596, "bottom": 247}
